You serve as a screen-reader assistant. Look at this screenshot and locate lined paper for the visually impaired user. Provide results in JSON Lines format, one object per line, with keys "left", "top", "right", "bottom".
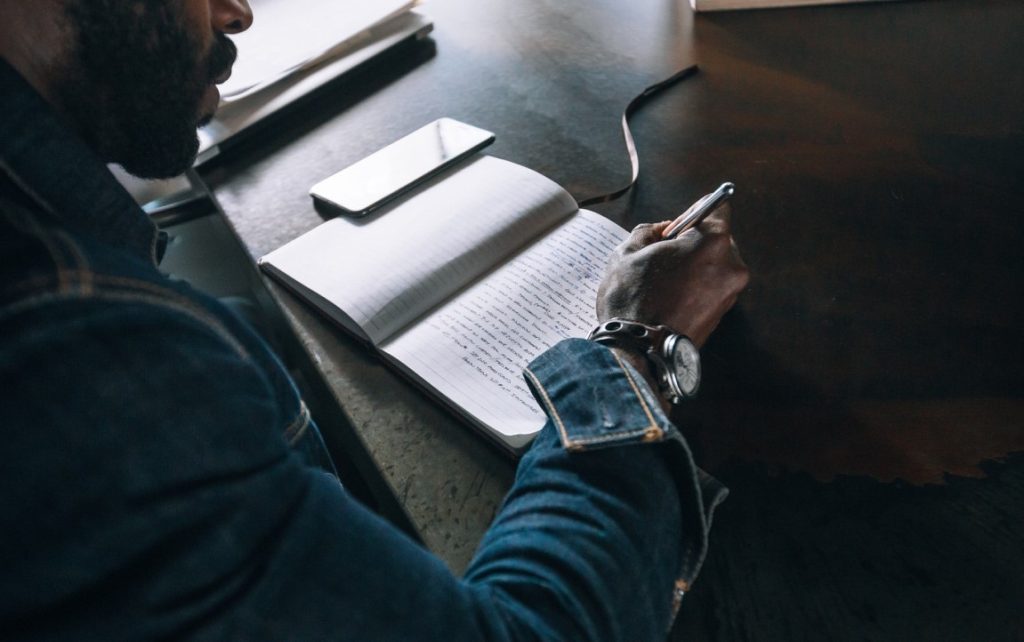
{"left": 382, "top": 210, "right": 628, "bottom": 439}
{"left": 260, "top": 155, "right": 578, "bottom": 344}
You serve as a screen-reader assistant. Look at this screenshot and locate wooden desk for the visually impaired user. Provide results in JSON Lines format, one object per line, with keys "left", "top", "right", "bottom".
{"left": 204, "top": 0, "right": 1024, "bottom": 638}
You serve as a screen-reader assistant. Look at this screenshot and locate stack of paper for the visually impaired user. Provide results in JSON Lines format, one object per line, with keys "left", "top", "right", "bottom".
{"left": 197, "top": 0, "right": 431, "bottom": 163}
{"left": 221, "top": 0, "right": 418, "bottom": 101}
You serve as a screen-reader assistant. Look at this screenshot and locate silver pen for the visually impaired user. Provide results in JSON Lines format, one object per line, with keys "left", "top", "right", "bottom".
{"left": 662, "top": 182, "right": 735, "bottom": 240}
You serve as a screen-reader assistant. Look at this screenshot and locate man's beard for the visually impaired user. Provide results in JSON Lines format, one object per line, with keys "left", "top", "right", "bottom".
{"left": 57, "top": 1, "right": 237, "bottom": 178}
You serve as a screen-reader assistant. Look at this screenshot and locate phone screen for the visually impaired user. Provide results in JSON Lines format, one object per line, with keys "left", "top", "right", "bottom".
{"left": 310, "top": 118, "right": 495, "bottom": 216}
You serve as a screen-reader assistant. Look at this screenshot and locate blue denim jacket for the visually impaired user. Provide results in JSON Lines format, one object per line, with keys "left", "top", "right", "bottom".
{"left": 1, "top": 59, "right": 725, "bottom": 640}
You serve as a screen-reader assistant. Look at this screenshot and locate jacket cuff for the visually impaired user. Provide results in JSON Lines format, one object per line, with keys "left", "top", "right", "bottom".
{"left": 523, "top": 338, "right": 673, "bottom": 450}
{"left": 523, "top": 338, "right": 728, "bottom": 606}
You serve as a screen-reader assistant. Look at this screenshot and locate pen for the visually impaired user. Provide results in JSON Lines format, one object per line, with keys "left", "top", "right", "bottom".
{"left": 662, "top": 182, "right": 735, "bottom": 240}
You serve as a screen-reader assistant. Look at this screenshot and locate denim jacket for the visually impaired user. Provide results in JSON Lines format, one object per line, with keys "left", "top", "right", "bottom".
{"left": 1, "top": 58, "right": 725, "bottom": 640}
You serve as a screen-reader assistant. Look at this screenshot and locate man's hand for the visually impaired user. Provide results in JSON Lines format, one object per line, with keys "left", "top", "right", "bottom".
{"left": 597, "top": 205, "right": 749, "bottom": 348}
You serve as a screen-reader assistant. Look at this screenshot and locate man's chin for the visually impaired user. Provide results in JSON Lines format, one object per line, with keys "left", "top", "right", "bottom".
{"left": 200, "top": 84, "right": 220, "bottom": 124}
{"left": 116, "top": 132, "right": 201, "bottom": 179}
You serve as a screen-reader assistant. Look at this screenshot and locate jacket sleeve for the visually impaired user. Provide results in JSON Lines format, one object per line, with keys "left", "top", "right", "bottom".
{"left": 2, "top": 292, "right": 724, "bottom": 641}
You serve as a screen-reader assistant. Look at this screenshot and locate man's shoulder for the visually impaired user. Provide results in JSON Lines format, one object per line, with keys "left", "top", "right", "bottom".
{"left": 0, "top": 191, "right": 284, "bottom": 440}
{"left": 0, "top": 186, "right": 264, "bottom": 368}
{"left": 1, "top": 186, "right": 164, "bottom": 316}
{"left": 0, "top": 187, "right": 68, "bottom": 303}
{"left": 0, "top": 183, "right": 124, "bottom": 305}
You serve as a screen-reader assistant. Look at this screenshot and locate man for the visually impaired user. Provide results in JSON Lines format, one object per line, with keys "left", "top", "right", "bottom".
{"left": 0, "top": 0, "right": 749, "bottom": 639}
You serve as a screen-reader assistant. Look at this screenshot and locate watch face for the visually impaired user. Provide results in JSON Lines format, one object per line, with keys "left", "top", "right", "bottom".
{"left": 669, "top": 336, "right": 700, "bottom": 397}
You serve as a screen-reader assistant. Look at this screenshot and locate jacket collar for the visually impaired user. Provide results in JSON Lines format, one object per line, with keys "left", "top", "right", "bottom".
{"left": 0, "top": 57, "right": 161, "bottom": 264}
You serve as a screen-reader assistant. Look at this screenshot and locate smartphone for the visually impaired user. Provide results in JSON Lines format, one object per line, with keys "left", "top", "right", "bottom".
{"left": 309, "top": 118, "right": 495, "bottom": 217}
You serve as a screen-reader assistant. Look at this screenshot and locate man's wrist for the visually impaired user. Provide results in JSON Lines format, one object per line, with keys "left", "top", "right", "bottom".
{"left": 607, "top": 346, "right": 672, "bottom": 414}
{"left": 589, "top": 318, "right": 702, "bottom": 407}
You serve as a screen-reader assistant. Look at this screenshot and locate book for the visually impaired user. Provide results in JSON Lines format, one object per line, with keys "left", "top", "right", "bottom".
{"left": 259, "top": 155, "right": 629, "bottom": 453}
{"left": 690, "top": 0, "right": 895, "bottom": 11}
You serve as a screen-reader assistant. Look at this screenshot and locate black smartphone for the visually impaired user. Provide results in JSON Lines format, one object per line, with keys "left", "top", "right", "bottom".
{"left": 309, "top": 118, "right": 495, "bottom": 217}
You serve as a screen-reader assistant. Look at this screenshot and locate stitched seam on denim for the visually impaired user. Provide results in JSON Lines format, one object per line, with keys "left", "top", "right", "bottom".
{"left": 4, "top": 275, "right": 63, "bottom": 298}
{"left": 284, "top": 401, "right": 311, "bottom": 446}
{"left": 8, "top": 270, "right": 200, "bottom": 310}
{"left": 524, "top": 364, "right": 657, "bottom": 449}
{"left": 4, "top": 273, "right": 103, "bottom": 308}
{"left": 0, "top": 290, "right": 251, "bottom": 360}
{"left": 2, "top": 200, "right": 75, "bottom": 292}
{"left": 92, "top": 276, "right": 247, "bottom": 353}
{"left": 1, "top": 269, "right": 249, "bottom": 359}
{"left": 609, "top": 350, "right": 662, "bottom": 433}
{"left": 52, "top": 227, "right": 95, "bottom": 295}
{"left": 562, "top": 427, "right": 657, "bottom": 447}
{"left": 561, "top": 349, "right": 665, "bottom": 446}
{"left": 1, "top": 191, "right": 97, "bottom": 294}
{"left": 2, "top": 164, "right": 161, "bottom": 268}
{"left": 1, "top": 159, "right": 60, "bottom": 219}
{"left": 92, "top": 274, "right": 199, "bottom": 300}
{"left": 669, "top": 579, "right": 688, "bottom": 630}
{"left": 523, "top": 366, "right": 570, "bottom": 445}
{"left": 91, "top": 275, "right": 246, "bottom": 346}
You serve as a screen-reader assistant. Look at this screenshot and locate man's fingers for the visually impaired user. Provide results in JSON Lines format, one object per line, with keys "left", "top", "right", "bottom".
{"left": 696, "top": 202, "right": 731, "bottom": 235}
{"left": 729, "top": 236, "right": 747, "bottom": 268}
{"left": 621, "top": 204, "right": 733, "bottom": 255}
{"left": 621, "top": 221, "right": 671, "bottom": 253}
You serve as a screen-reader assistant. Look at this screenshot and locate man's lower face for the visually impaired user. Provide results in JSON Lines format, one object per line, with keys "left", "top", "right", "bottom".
{"left": 59, "top": 0, "right": 236, "bottom": 179}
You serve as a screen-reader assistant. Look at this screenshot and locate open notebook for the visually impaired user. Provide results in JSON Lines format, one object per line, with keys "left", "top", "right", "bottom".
{"left": 259, "top": 156, "right": 629, "bottom": 453}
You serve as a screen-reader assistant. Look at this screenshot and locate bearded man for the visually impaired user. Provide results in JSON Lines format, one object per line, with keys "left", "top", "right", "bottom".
{"left": 0, "top": 1, "right": 748, "bottom": 639}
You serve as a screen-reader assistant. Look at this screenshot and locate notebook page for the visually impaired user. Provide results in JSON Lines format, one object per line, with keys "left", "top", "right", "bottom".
{"left": 381, "top": 209, "right": 628, "bottom": 441}
{"left": 259, "top": 156, "right": 577, "bottom": 345}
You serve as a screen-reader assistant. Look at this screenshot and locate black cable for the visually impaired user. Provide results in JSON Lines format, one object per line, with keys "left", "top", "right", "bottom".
{"left": 576, "top": 64, "right": 700, "bottom": 207}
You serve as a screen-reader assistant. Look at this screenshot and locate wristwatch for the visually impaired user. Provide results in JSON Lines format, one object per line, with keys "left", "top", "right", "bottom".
{"left": 587, "top": 318, "right": 701, "bottom": 404}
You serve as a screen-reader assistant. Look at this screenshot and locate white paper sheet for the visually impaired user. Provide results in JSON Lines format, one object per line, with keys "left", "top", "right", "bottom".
{"left": 221, "top": 0, "right": 416, "bottom": 100}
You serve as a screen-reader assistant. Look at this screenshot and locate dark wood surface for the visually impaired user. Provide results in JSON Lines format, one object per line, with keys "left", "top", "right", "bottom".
{"left": 205, "top": 0, "right": 1024, "bottom": 638}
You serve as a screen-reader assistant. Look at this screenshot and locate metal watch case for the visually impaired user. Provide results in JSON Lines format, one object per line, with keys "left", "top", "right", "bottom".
{"left": 588, "top": 319, "right": 701, "bottom": 404}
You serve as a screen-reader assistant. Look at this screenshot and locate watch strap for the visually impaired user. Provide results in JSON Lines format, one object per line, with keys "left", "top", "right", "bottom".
{"left": 588, "top": 319, "right": 682, "bottom": 403}
{"left": 587, "top": 319, "right": 672, "bottom": 349}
